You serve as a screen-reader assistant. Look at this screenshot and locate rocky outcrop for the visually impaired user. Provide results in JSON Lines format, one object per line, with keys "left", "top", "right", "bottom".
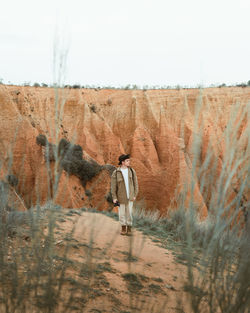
{"left": 0, "top": 85, "right": 249, "bottom": 218}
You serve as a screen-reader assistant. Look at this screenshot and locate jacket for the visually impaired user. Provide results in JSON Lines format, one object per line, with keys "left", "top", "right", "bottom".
{"left": 111, "top": 167, "right": 138, "bottom": 204}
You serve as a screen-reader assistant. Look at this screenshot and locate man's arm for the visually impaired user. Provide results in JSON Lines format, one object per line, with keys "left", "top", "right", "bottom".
{"left": 111, "top": 170, "right": 118, "bottom": 203}
{"left": 132, "top": 168, "right": 138, "bottom": 198}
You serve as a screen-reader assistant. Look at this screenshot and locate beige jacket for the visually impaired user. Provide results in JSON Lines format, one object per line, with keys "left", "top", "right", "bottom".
{"left": 111, "top": 167, "right": 138, "bottom": 204}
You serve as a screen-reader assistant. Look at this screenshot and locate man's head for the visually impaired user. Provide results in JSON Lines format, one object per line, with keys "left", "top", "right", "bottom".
{"left": 118, "top": 154, "right": 130, "bottom": 167}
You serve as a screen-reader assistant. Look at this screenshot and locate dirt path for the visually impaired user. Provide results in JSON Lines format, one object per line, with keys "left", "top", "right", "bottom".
{"left": 60, "top": 211, "right": 190, "bottom": 313}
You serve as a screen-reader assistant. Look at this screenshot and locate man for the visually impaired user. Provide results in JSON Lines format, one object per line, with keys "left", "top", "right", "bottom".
{"left": 111, "top": 154, "right": 138, "bottom": 236}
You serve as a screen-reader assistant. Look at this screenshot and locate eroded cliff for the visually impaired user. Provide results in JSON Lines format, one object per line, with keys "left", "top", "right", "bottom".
{"left": 0, "top": 85, "right": 249, "bottom": 217}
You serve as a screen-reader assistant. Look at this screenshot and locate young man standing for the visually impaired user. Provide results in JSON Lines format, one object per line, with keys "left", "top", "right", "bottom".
{"left": 111, "top": 154, "right": 138, "bottom": 235}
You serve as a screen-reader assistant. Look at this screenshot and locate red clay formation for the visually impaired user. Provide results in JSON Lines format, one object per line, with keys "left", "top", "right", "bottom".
{"left": 0, "top": 85, "right": 249, "bottom": 218}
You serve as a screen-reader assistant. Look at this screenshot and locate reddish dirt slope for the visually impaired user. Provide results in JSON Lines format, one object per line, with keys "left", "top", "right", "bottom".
{"left": 0, "top": 85, "right": 249, "bottom": 216}
{"left": 59, "top": 211, "right": 190, "bottom": 313}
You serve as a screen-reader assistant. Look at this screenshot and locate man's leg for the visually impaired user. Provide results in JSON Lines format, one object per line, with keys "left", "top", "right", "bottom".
{"left": 126, "top": 201, "right": 134, "bottom": 235}
{"left": 118, "top": 204, "right": 127, "bottom": 235}
{"left": 126, "top": 201, "right": 133, "bottom": 226}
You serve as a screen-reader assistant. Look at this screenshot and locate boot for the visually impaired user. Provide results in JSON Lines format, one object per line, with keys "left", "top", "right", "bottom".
{"left": 120, "top": 225, "right": 127, "bottom": 235}
{"left": 127, "top": 225, "right": 132, "bottom": 236}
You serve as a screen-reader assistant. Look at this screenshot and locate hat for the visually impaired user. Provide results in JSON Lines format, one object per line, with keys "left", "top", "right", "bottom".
{"left": 118, "top": 154, "right": 130, "bottom": 165}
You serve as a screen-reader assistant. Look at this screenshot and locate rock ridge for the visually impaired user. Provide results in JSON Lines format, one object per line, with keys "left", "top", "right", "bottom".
{"left": 0, "top": 85, "right": 249, "bottom": 217}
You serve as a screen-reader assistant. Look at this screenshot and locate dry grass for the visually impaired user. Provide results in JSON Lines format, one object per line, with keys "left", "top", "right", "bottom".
{"left": 0, "top": 45, "right": 249, "bottom": 312}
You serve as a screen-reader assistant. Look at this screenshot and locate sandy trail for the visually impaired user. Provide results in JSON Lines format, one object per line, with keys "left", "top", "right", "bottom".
{"left": 61, "top": 211, "right": 190, "bottom": 313}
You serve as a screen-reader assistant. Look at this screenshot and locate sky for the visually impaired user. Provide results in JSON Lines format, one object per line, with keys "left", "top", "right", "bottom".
{"left": 0, "top": 0, "right": 250, "bottom": 88}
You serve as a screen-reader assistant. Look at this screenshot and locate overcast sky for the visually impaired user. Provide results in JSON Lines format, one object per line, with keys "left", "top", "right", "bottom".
{"left": 0, "top": 0, "right": 249, "bottom": 87}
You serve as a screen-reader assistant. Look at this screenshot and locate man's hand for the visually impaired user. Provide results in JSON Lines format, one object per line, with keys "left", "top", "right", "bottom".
{"left": 133, "top": 197, "right": 136, "bottom": 201}
{"left": 113, "top": 199, "right": 118, "bottom": 204}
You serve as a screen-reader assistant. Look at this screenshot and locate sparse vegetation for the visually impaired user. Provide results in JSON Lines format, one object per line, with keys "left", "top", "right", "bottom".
{"left": 107, "top": 98, "right": 112, "bottom": 105}
{"left": 85, "top": 189, "right": 92, "bottom": 198}
{"left": 1, "top": 79, "right": 250, "bottom": 90}
{"left": 6, "top": 174, "right": 18, "bottom": 187}
{"left": 148, "top": 283, "right": 164, "bottom": 294}
{"left": 72, "top": 84, "right": 81, "bottom": 89}
{"left": 36, "top": 134, "right": 56, "bottom": 162}
{"left": 35, "top": 136, "right": 102, "bottom": 187}
{"left": 236, "top": 82, "right": 247, "bottom": 87}
{"left": 122, "top": 273, "right": 144, "bottom": 292}
{"left": 1, "top": 46, "right": 249, "bottom": 312}
{"left": 36, "top": 134, "right": 48, "bottom": 146}
{"left": 98, "top": 95, "right": 249, "bottom": 313}
{"left": 89, "top": 103, "right": 97, "bottom": 113}
{"left": 0, "top": 202, "right": 126, "bottom": 312}
{"left": 58, "top": 138, "right": 102, "bottom": 186}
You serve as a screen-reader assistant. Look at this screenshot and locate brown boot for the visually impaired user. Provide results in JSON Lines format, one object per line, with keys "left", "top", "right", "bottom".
{"left": 120, "top": 225, "right": 127, "bottom": 235}
{"left": 127, "top": 226, "right": 132, "bottom": 236}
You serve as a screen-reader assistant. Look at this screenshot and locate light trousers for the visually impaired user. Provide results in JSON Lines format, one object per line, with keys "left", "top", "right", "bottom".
{"left": 118, "top": 201, "right": 133, "bottom": 226}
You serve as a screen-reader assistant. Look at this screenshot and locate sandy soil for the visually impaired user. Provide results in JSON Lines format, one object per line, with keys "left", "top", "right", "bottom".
{"left": 59, "top": 211, "right": 190, "bottom": 313}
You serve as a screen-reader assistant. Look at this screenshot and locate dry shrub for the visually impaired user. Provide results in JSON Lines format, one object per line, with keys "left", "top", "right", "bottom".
{"left": 35, "top": 136, "right": 102, "bottom": 187}
{"left": 174, "top": 95, "right": 250, "bottom": 313}
{"left": 58, "top": 138, "right": 102, "bottom": 186}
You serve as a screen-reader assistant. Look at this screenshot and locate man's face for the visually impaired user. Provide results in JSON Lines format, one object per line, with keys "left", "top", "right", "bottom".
{"left": 123, "top": 159, "right": 130, "bottom": 167}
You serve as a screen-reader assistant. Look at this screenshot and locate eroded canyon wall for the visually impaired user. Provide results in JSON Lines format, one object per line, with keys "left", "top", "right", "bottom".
{"left": 0, "top": 85, "right": 249, "bottom": 217}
